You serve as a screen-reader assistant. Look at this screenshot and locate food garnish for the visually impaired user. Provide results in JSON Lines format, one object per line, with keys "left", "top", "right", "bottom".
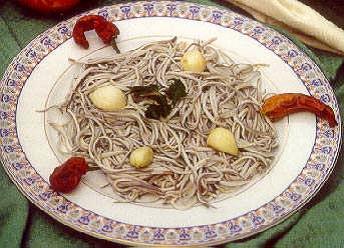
{"left": 207, "top": 127, "right": 239, "bottom": 155}
{"left": 181, "top": 49, "right": 207, "bottom": 73}
{"left": 145, "top": 95, "right": 172, "bottom": 120}
{"left": 166, "top": 79, "right": 187, "bottom": 104}
{"left": 49, "top": 157, "right": 88, "bottom": 193}
{"left": 72, "top": 15, "right": 120, "bottom": 50}
{"left": 130, "top": 85, "right": 160, "bottom": 103}
{"left": 261, "top": 93, "right": 338, "bottom": 127}
{"left": 129, "top": 79, "right": 186, "bottom": 120}
{"left": 129, "top": 146, "right": 154, "bottom": 168}
{"left": 89, "top": 85, "right": 126, "bottom": 111}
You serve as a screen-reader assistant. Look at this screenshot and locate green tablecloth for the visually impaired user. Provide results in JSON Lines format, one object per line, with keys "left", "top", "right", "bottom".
{"left": 1, "top": 1, "right": 344, "bottom": 247}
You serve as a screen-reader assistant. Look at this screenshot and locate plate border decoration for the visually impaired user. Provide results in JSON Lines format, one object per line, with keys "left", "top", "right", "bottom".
{"left": 0, "top": 1, "right": 341, "bottom": 246}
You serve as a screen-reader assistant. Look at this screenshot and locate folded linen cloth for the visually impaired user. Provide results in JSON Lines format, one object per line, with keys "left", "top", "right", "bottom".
{"left": 228, "top": 0, "right": 344, "bottom": 55}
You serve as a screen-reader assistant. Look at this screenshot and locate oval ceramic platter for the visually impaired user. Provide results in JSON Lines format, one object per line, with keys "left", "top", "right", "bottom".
{"left": 0, "top": 1, "right": 341, "bottom": 247}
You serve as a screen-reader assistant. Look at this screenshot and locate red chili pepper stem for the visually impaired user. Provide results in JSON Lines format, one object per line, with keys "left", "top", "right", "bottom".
{"left": 111, "top": 37, "right": 120, "bottom": 53}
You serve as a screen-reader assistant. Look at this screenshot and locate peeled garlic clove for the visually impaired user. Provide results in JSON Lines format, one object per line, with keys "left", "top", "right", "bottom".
{"left": 129, "top": 146, "right": 154, "bottom": 168}
{"left": 89, "top": 85, "right": 126, "bottom": 111}
{"left": 207, "top": 127, "right": 239, "bottom": 156}
{"left": 181, "top": 49, "right": 206, "bottom": 73}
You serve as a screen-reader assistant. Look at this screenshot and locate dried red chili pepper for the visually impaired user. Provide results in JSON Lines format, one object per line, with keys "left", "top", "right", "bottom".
{"left": 261, "top": 93, "right": 338, "bottom": 127}
{"left": 49, "top": 157, "right": 88, "bottom": 193}
{"left": 72, "top": 15, "right": 120, "bottom": 51}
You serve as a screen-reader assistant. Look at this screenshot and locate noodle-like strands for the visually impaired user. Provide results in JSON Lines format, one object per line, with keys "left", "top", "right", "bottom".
{"left": 49, "top": 38, "right": 278, "bottom": 209}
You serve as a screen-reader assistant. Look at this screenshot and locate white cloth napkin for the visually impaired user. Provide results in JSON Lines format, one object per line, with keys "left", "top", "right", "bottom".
{"left": 228, "top": 0, "right": 344, "bottom": 55}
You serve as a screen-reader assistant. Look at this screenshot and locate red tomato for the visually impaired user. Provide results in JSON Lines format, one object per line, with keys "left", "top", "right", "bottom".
{"left": 19, "top": 0, "right": 80, "bottom": 13}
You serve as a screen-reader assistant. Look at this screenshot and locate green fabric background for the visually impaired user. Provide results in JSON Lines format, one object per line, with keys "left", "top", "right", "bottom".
{"left": 0, "top": 0, "right": 343, "bottom": 247}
